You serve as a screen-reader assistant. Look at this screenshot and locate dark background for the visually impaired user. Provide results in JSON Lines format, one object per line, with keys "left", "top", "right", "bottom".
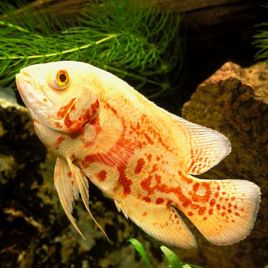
{"left": 155, "top": 0, "right": 268, "bottom": 112}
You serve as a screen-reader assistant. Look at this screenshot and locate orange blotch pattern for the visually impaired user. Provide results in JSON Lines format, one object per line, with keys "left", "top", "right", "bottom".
{"left": 55, "top": 136, "right": 65, "bottom": 150}
{"left": 96, "top": 170, "right": 107, "bottom": 181}
{"left": 135, "top": 158, "right": 145, "bottom": 174}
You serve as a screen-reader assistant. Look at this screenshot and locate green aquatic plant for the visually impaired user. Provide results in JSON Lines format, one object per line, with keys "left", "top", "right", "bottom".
{"left": 129, "top": 238, "right": 152, "bottom": 268}
{"left": 129, "top": 238, "right": 202, "bottom": 268}
{"left": 253, "top": 5, "right": 268, "bottom": 61}
{"left": 0, "top": 0, "right": 181, "bottom": 98}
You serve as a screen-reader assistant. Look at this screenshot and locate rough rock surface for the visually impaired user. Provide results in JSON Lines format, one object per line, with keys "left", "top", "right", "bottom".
{"left": 181, "top": 62, "right": 268, "bottom": 268}
{"left": 0, "top": 97, "right": 164, "bottom": 268}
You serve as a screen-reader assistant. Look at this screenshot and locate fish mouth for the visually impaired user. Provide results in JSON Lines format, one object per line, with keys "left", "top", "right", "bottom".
{"left": 15, "top": 70, "right": 45, "bottom": 125}
{"left": 16, "top": 71, "right": 38, "bottom": 113}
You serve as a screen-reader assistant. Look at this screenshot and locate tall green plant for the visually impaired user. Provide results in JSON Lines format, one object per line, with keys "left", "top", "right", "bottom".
{"left": 253, "top": 5, "right": 268, "bottom": 62}
{"left": 0, "top": 0, "right": 181, "bottom": 98}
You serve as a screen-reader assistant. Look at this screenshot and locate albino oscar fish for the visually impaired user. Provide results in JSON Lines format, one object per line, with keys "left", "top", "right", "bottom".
{"left": 16, "top": 61, "right": 260, "bottom": 248}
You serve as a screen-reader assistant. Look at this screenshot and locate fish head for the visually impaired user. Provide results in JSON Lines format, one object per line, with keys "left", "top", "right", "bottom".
{"left": 16, "top": 61, "right": 100, "bottom": 135}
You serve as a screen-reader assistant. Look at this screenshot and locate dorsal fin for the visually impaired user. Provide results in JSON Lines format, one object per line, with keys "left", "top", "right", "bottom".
{"left": 160, "top": 108, "right": 231, "bottom": 175}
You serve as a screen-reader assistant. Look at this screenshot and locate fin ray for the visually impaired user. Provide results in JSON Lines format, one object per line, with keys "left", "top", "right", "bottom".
{"left": 54, "top": 157, "right": 85, "bottom": 239}
{"left": 115, "top": 197, "right": 196, "bottom": 248}
{"left": 160, "top": 108, "right": 231, "bottom": 175}
{"left": 67, "top": 158, "right": 110, "bottom": 241}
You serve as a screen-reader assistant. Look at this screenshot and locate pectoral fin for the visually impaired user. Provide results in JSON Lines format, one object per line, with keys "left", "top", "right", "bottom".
{"left": 66, "top": 158, "right": 109, "bottom": 241}
{"left": 54, "top": 157, "right": 85, "bottom": 239}
{"left": 54, "top": 157, "right": 109, "bottom": 240}
{"left": 115, "top": 198, "right": 196, "bottom": 248}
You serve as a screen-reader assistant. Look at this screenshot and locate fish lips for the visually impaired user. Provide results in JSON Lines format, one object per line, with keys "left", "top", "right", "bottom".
{"left": 16, "top": 71, "right": 51, "bottom": 126}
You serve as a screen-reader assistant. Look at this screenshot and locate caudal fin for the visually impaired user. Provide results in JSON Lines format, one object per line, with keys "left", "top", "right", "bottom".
{"left": 178, "top": 177, "right": 260, "bottom": 245}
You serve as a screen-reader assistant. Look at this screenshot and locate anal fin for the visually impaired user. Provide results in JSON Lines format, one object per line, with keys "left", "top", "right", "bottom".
{"left": 115, "top": 198, "right": 196, "bottom": 248}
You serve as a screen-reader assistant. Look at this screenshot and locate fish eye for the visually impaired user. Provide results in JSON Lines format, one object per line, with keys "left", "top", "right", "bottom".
{"left": 54, "top": 70, "right": 70, "bottom": 90}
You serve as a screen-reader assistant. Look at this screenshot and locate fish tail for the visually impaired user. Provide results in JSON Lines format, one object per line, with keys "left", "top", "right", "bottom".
{"left": 176, "top": 175, "right": 260, "bottom": 245}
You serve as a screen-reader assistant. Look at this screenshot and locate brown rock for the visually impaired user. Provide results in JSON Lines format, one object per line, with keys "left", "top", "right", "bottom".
{"left": 181, "top": 62, "right": 268, "bottom": 268}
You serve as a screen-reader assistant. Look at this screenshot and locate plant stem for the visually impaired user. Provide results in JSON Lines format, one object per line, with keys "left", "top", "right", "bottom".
{"left": 0, "top": 33, "right": 118, "bottom": 60}
{"left": 0, "top": 20, "right": 32, "bottom": 34}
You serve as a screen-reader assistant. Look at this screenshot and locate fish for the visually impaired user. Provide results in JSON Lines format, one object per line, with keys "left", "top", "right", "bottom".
{"left": 15, "top": 61, "right": 260, "bottom": 248}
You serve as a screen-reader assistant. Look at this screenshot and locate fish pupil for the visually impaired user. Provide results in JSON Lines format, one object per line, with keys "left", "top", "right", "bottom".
{"left": 59, "top": 73, "right": 67, "bottom": 83}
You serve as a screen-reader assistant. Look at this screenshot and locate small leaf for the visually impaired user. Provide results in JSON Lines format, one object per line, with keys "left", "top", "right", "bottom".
{"left": 128, "top": 238, "right": 152, "bottom": 268}
{"left": 160, "top": 245, "right": 183, "bottom": 268}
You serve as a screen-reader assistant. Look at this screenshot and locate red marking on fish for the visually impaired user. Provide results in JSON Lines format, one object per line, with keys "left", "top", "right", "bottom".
{"left": 104, "top": 102, "right": 117, "bottom": 115}
{"left": 135, "top": 158, "right": 145, "bottom": 174}
{"left": 144, "top": 133, "right": 154, "bottom": 145}
{"left": 191, "top": 204, "right": 199, "bottom": 209}
{"left": 209, "top": 199, "right": 216, "bottom": 207}
{"left": 198, "top": 207, "right": 206, "bottom": 215}
{"left": 57, "top": 98, "right": 76, "bottom": 118}
{"left": 55, "top": 122, "right": 62, "bottom": 128}
{"left": 156, "top": 197, "right": 164, "bottom": 204}
{"left": 140, "top": 173, "right": 192, "bottom": 207}
{"left": 66, "top": 100, "right": 99, "bottom": 133}
{"left": 142, "top": 196, "right": 151, "bottom": 203}
{"left": 178, "top": 170, "right": 193, "bottom": 184}
{"left": 192, "top": 182, "right": 211, "bottom": 202}
{"left": 96, "top": 170, "right": 107, "bottom": 181}
{"left": 55, "top": 136, "right": 65, "bottom": 149}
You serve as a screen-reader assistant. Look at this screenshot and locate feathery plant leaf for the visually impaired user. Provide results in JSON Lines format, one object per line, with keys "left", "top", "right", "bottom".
{"left": 0, "top": 0, "right": 181, "bottom": 98}
{"left": 253, "top": 5, "right": 268, "bottom": 61}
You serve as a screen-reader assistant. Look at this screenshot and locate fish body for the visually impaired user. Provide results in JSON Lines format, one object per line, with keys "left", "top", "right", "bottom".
{"left": 16, "top": 61, "right": 260, "bottom": 248}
